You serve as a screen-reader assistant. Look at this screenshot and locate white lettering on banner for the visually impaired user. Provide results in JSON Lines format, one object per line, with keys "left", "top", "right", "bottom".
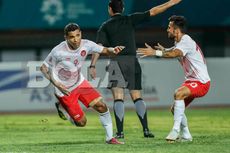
{"left": 30, "top": 88, "right": 53, "bottom": 103}
{"left": 66, "top": 2, "right": 94, "bottom": 19}
{"left": 27, "top": 61, "right": 50, "bottom": 88}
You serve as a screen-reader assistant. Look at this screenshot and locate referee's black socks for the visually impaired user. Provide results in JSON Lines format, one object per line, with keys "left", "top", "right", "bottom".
{"left": 113, "top": 99, "right": 124, "bottom": 135}
{"left": 134, "top": 98, "right": 149, "bottom": 132}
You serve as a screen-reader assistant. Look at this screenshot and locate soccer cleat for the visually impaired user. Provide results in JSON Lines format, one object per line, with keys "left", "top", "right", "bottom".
{"left": 55, "top": 102, "right": 67, "bottom": 120}
{"left": 115, "top": 132, "right": 124, "bottom": 139}
{"left": 106, "top": 138, "right": 124, "bottom": 144}
{"left": 166, "top": 129, "right": 180, "bottom": 142}
{"left": 181, "top": 133, "right": 193, "bottom": 142}
{"left": 144, "top": 130, "right": 155, "bottom": 138}
{"left": 181, "top": 137, "right": 193, "bottom": 142}
{"left": 180, "top": 127, "right": 193, "bottom": 142}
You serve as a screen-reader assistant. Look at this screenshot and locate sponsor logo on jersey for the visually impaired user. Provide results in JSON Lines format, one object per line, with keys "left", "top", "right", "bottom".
{"left": 80, "top": 50, "right": 86, "bottom": 57}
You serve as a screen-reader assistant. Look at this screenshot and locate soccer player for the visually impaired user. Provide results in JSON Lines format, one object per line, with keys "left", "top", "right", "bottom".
{"left": 40, "top": 23, "right": 125, "bottom": 144}
{"left": 90, "top": 0, "right": 182, "bottom": 138}
{"left": 137, "top": 15, "right": 211, "bottom": 142}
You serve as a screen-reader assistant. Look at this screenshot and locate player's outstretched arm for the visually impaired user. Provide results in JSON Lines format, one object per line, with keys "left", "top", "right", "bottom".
{"left": 149, "top": 0, "right": 182, "bottom": 16}
{"left": 101, "top": 46, "right": 125, "bottom": 55}
{"left": 137, "top": 43, "right": 183, "bottom": 58}
{"left": 155, "top": 43, "right": 166, "bottom": 51}
{"left": 137, "top": 43, "right": 156, "bottom": 58}
{"left": 89, "top": 45, "right": 124, "bottom": 79}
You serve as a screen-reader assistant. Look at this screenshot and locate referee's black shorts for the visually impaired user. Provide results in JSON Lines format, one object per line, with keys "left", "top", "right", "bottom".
{"left": 107, "top": 56, "right": 142, "bottom": 90}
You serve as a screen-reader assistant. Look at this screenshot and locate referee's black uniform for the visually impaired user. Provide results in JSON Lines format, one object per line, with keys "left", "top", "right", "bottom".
{"left": 96, "top": 11, "right": 151, "bottom": 90}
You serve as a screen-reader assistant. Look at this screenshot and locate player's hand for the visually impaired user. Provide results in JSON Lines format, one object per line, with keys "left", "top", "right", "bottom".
{"left": 137, "top": 43, "right": 156, "bottom": 58}
{"left": 154, "top": 43, "right": 165, "bottom": 51}
{"left": 89, "top": 67, "right": 96, "bottom": 79}
{"left": 170, "top": 0, "right": 182, "bottom": 5}
{"left": 113, "top": 46, "right": 125, "bottom": 54}
{"left": 55, "top": 82, "right": 70, "bottom": 96}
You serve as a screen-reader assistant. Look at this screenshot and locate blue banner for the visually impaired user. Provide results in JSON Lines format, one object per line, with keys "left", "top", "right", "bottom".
{"left": 0, "top": 0, "right": 133, "bottom": 30}
{"left": 0, "top": 0, "right": 229, "bottom": 30}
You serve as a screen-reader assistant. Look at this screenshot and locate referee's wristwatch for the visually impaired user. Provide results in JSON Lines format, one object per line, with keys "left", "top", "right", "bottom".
{"left": 89, "top": 65, "right": 96, "bottom": 68}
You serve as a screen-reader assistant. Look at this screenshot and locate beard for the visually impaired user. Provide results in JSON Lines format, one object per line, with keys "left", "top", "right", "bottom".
{"left": 67, "top": 41, "right": 80, "bottom": 50}
{"left": 168, "top": 33, "right": 175, "bottom": 40}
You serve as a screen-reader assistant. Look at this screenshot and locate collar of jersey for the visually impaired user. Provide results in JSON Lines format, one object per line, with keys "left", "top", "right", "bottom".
{"left": 65, "top": 41, "right": 80, "bottom": 53}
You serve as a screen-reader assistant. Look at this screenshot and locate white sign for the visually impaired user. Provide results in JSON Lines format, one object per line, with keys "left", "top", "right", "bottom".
{"left": 0, "top": 58, "right": 229, "bottom": 112}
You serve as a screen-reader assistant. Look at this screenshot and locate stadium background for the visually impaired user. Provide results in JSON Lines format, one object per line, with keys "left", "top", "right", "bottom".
{"left": 0, "top": 0, "right": 229, "bottom": 112}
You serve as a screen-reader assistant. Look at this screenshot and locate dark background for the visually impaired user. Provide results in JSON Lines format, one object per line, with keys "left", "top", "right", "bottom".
{"left": 0, "top": 0, "right": 229, "bottom": 61}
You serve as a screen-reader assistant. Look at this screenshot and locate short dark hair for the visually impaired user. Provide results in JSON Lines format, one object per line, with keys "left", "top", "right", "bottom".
{"left": 109, "top": 0, "right": 124, "bottom": 13}
{"left": 64, "top": 23, "right": 80, "bottom": 36}
{"left": 169, "top": 15, "right": 187, "bottom": 33}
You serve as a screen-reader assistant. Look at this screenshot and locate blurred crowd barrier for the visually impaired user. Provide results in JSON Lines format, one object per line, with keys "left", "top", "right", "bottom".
{"left": 0, "top": 58, "right": 229, "bottom": 112}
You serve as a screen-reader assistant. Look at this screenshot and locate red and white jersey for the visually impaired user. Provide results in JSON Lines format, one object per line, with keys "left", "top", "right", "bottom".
{"left": 175, "top": 34, "right": 210, "bottom": 83}
{"left": 43, "top": 39, "right": 104, "bottom": 96}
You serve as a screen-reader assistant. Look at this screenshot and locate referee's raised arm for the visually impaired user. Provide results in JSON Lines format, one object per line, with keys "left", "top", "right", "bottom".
{"left": 149, "top": 0, "right": 182, "bottom": 16}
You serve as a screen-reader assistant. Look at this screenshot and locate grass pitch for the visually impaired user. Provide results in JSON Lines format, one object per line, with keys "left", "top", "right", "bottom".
{"left": 0, "top": 108, "right": 229, "bottom": 153}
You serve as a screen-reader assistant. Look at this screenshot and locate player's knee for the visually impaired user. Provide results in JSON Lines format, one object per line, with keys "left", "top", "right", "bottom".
{"left": 74, "top": 119, "right": 87, "bottom": 127}
{"left": 130, "top": 90, "right": 141, "bottom": 101}
{"left": 93, "top": 101, "right": 108, "bottom": 113}
{"left": 174, "top": 90, "right": 185, "bottom": 100}
{"left": 74, "top": 116, "right": 87, "bottom": 127}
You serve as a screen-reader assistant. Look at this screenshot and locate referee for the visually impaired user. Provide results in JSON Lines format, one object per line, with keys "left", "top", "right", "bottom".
{"left": 90, "top": 0, "right": 181, "bottom": 138}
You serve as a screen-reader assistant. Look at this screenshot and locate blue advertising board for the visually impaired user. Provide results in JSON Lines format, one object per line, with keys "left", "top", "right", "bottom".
{"left": 0, "top": 0, "right": 133, "bottom": 30}
{"left": 0, "top": 0, "right": 229, "bottom": 30}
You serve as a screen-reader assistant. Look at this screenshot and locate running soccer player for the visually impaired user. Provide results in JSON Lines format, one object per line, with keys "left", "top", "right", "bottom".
{"left": 40, "top": 23, "right": 124, "bottom": 144}
{"left": 137, "top": 15, "right": 211, "bottom": 142}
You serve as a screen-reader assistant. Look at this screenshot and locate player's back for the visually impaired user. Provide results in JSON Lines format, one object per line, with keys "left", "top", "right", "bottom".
{"left": 99, "top": 14, "right": 136, "bottom": 56}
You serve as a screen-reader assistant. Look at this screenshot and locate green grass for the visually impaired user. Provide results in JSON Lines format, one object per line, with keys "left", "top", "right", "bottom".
{"left": 0, "top": 108, "right": 230, "bottom": 153}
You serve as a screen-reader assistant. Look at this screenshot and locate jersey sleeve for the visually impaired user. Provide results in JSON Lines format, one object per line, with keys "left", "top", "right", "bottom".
{"left": 175, "top": 39, "right": 191, "bottom": 56}
{"left": 87, "top": 40, "right": 104, "bottom": 54}
{"left": 43, "top": 50, "right": 57, "bottom": 68}
{"left": 129, "top": 11, "right": 150, "bottom": 26}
